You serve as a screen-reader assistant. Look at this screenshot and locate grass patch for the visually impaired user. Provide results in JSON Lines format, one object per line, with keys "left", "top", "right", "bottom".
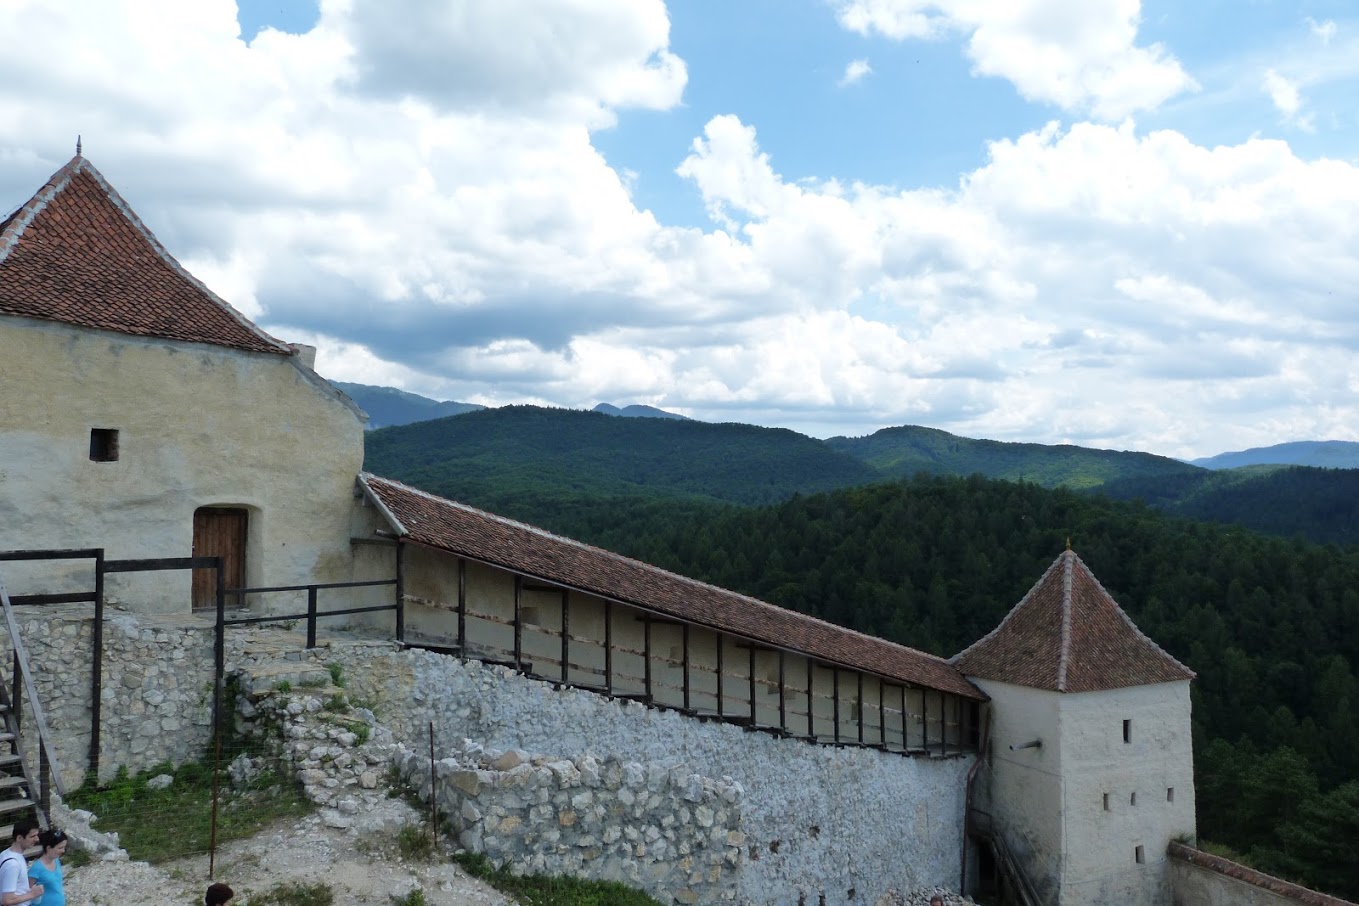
{"left": 327, "top": 663, "right": 346, "bottom": 688}
{"left": 452, "top": 852, "right": 664, "bottom": 906}
{"left": 62, "top": 846, "right": 93, "bottom": 869}
{"left": 390, "top": 889, "right": 426, "bottom": 906}
{"left": 252, "top": 881, "right": 335, "bottom": 906}
{"left": 396, "top": 824, "right": 435, "bottom": 861}
{"left": 66, "top": 760, "right": 313, "bottom": 863}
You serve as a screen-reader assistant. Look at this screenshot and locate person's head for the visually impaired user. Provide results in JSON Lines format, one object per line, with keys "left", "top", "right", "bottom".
{"left": 205, "top": 881, "right": 234, "bottom": 906}
{"left": 929, "top": 897, "right": 944, "bottom": 906}
{"left": 38, "top": 829, "right": 66, "bottom": 859}
{"left": 10, "top": 821, "right": 38, "bottom": 850}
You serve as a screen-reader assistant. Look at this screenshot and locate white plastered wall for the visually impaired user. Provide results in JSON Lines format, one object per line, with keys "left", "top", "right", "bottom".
{"left": 0, "top": 317, "right": 366, "bottom": 613}
{"left": 1057, "top": 681, "right": 1196, "bottom": 906}
{"left": 970, "top": 678, "right": 1065, "bottom": 904}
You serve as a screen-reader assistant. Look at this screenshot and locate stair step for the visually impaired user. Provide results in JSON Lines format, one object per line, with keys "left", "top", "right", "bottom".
{"left": 0, "top": 798, "right": 35, "bottom": 817}
{"left": 0, "top": 777, "right": 29, "bottom": 791}
{"left": 0, "top": 755, "right": 21, "bottom": 769}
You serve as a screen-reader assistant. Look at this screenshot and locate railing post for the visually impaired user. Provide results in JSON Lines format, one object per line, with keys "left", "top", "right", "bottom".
{"left": 212, "top": 557, "right": 226, "bottom": 742}
{"left": 38, "top": 744, "right": 50, "bottom": 818}
{"left": 306, "top": 586, "right": 318, "bottom": 649}
{"left": 11, "top": 650, "right": 20, "bottom": 735}
{"left": 90, "top": 549, "right": 105, "bottom": 780}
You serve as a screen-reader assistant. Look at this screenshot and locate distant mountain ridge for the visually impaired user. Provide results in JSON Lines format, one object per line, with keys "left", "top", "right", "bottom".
{"left": 593, "top": 402, "right": 689, "bottom": 420}
{"left": 826, "top": 424, "right": 1199, "bottom": 489}
{"left": 1191, "top": 440, "right": 1359, "bottom": 470}
{"left": 332, "top": 382, "right": 483, "bottom": 429}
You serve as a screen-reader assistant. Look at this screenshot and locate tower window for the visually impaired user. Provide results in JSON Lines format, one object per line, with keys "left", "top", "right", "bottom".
{"left": 89, "top": 428, "right": 119, "bottom": 462}
{"left": 1167, "top": 787, "right": 1175, "bottom": 802}
{"left": 1102, "top": 793, "right": 1109, "bottom": 812}
{"left": 1122, "top": 719, "right": 1132, "bottom": 743}
{"left": 1130, "top": 791, "right": 1137, "bottom": 806}
{"left": 1135, "top": 845, "right": 1145, "bottom": 864}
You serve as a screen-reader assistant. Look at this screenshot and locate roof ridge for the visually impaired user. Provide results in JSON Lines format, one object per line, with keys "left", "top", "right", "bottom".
{"left": 0, "top": 155, "right": 85, "bottom": 266}
{"left": 949, "top": 551, "right": 1066, "bottom": 667}
{"left": 1068, "top": 551, "right": 1197, "bottom": 680}
{"left": 1056, "top": 550, "right": 1073, "bottom": 692}
{"left": 362, "top": 472, "right": 961, "bottom": 669}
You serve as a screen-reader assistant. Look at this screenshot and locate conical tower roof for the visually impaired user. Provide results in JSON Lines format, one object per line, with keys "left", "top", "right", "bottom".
{"left": 952, "top": 549, "right": 1194, "bottom": 692}
{"left": 0, "top": 154, "right": 287, "bottom": 354}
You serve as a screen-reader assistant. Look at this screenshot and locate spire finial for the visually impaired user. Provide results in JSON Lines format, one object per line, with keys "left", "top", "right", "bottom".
{"left": 76, "top": 135, "right": 82, "bottom": 156}
{"left": 1065, "top": 536, "right": 1071, "bottom": 551}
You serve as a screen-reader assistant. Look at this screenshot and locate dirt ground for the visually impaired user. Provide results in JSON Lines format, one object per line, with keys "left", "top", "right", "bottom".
{"left": 64, "top": 807, "right": 517, "bottom": 906}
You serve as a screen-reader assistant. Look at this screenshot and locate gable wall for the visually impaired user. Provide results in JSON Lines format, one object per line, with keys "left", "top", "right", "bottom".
{"left": 0, "top": 316, "right": 365, "bottom": 612}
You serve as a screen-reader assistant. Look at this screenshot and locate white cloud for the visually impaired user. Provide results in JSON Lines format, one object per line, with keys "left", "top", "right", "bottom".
{"left": 831, "top": 0, "right": 1195, "bottom": 119}
{"left": 839, "top": 59, "right": 873, "bottom": 86}
{"left": 1261, "top": 67, "right": 1315, "bottom": 131}
{"left": 1306, "top": 17, "right": 1337, "bottom": 44}
{"left": 1, "top": 1, "right": 1358, "bottom": 458}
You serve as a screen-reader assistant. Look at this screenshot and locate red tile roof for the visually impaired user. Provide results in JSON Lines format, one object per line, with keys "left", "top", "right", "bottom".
{"left": 952, "top": 549, "right": 1194, "bottom": 692}
{"left": 361, "top": 473, "right": 986, "bottom": 700}
{"left": 0, "top": 156, "right": 289, "bottom": 354}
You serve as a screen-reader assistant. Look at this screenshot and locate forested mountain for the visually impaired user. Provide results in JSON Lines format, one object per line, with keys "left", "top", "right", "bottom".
{"left": 826, "top": 424, "right": 1200, "bottom": 488}
{"left": 333, "top": 381, "right": 483, "bottom": 429}
{"left": 363, "top": 405, "right": 880, "bottom": 508}
{"left": 1099, "top": 465, "right": 1359, "bottom": 545}
{"left": 516, "top": 476, "right": 1359, "bottom": 899}
{"left": 1193, "top": 440, "right": 1359, "bottom": 470}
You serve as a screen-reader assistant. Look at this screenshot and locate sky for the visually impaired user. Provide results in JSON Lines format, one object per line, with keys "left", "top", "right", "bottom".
{"left": 2, "top": 1, "right": 1358, "bottom": 459}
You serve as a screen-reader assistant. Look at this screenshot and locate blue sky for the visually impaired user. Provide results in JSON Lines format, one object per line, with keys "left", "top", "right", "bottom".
{"left": 3, "top": 0, "right": 1358, "bottom": 457}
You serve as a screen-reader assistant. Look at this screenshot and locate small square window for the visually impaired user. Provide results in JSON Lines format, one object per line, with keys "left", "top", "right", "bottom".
{"left": 1122, "top": 719, "right": 1132, "bottom": 743}
{"left": 1167, "top": 787, "right": 1175, "bottom": 802}
{"left": 89, "top": 428, "right": 119, "bottom": 462}
{"left": 1135, "top": 845, "right": 1145, "bottom": 864}
{"left": 1102, "top": 793, "right": 1110, "bottom": 812}
{"left": 1130, "top": 791, "right": 1137, "bottom": 806}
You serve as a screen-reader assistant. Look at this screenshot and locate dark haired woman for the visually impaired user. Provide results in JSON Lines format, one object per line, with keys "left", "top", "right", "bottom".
{"left": 26, "top": 829, "right": 65, "bottom": 906}
{"left": 205, "top": 882, "right": 234, "bottom": 906}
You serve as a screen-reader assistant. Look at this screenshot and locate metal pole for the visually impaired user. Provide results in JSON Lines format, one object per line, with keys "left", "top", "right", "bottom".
{"left": 90, "top": 549, "right": 105, "bottom": 779}
{"left": 429, "top": 721, "right": 438, "bottom": 849}
{"left": 306, "top": 586, "right": 318, "bottom": 649}
{"left": 212, "top": 558, "right": 226, "bottom": 741}
{"left": 208, "top": 727, "right": 222, "bottom": 879}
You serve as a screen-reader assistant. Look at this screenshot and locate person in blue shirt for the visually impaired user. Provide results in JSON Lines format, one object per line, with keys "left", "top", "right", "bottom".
{"left": 25, "top": 830, "right": 64, "bottom": 906}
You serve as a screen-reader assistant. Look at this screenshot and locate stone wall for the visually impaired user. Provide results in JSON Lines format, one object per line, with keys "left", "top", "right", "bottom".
{"left": 330, "top": 645, "right": 972, "bottom": 906}
{"left": 1168, "top": 843, "right": 1357, "bottom": 906}
{"left": 394, "top": 742, "right": 744, "bottom": 903}
{"left": 11, "top": 608, "right": 971, "bottom": 905}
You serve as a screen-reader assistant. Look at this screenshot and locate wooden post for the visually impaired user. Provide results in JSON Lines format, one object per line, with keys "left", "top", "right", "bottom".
{"left": 604, "top": 599, "right": 613, "bottom": 695}
{"left": 512, "top": 574, "right": 523, "bottom": 669}
{"left": 456, "top": 558, "right": 466, "bottom": 656}
{"left": 560, "top": 590, "right": 570, "bottom": 684}
{"left": 922, "top": 686, "right": 929, "bottom": 753}
{"left": 832, "top": 669, "right": 841, "bottom": 744}
{"left": 681, "top": 623, "right": 690, "bottom": 712}
{"left": 778, "top": 650, "right": 786, "bottom": 732}
{"left": 878, "top": 681, "right": 888, "bottom": 748}
{"left": 748, "top": 644, "right": 756, "bottom": 724}
{"left": 807, "top": 659, "right": 815, "bottom": 739}
{"left": 857, "top": 672, "right": 865, "bottom": 745}
{"left": 394, "top": 540, "right": 405, "bottom": 644}
{"left": 716, "top": 634, "right": 724, "bottom": 716}
{"left": 643, "top": 617, "right": 652, "bottom": 700}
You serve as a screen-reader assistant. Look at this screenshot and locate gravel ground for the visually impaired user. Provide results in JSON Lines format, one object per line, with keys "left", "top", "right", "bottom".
{"left": 65, "top": 812, "right": 516, "bottom": 906}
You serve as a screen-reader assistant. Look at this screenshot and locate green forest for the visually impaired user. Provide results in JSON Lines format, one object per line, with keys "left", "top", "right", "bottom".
{"left": 362, "top": 406, "right": 1359, "bottom": 896}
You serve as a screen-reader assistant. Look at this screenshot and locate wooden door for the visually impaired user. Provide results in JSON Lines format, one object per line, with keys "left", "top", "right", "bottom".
{"left": 192, "top": 507, "right": 247, "bottom": 611}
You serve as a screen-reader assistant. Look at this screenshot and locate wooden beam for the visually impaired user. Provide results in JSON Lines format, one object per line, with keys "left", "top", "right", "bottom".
{"left": 457, "top": 558, "right": 467, "bottom": 657}
{"left": 513, "top": 574, "right": 523, "bottom": 669}
{"left": 716, "top": 633, "right": 724, "bottom": 717}
{"left": 807, "top": 658, "right": 815, "bottom": 739}
{"left": 643, "top": 616, "right": 653, "bottom": 700}
{"left": 682, "top": 623, "right": 691, "bottom": 712}
{"left": 833, "top": 669, "right": 841, "bottom": 744}
{"left": 560, "top": 590, "right": 570, "bottom": 685}
{"left": 748, "top": 643, "right": 756, "bottom": 724}
{"left": 778, "top": 650, "right": 786, "bottom": 731}
{"left": 857, "top": 672, "right": 865, "bottom": 745}
{"left": 879, "top": 680, "right": 888, "bottom": 748}
{"left": 604, "top": 599, "right": 613, "bottom": 696}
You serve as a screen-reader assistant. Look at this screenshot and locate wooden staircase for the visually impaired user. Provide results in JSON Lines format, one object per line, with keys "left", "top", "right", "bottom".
{"left": 0, "top": 580, "right": 65, "bottom": 842}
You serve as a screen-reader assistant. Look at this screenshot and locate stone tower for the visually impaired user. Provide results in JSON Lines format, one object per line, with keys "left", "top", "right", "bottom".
{"left": 953, "top": 549, "right": 1196, "bottom": 905}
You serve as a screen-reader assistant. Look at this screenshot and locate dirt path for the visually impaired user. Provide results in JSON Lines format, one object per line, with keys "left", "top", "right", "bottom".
{"left": 65, "top": 809, "right": 516, "bottom": 906}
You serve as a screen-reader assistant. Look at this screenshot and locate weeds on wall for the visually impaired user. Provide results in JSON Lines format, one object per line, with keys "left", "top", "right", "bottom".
{"left": 451, "top": 852, "right": 665, "bottom": 906}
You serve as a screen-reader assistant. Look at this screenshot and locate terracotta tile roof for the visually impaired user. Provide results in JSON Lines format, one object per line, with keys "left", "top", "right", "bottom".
{"left": 361, "top": 473, "right": 986, "bottom": 701}
{"left": 951, "top": 549, "right": 1193, "bottom": 692}
{"left": 0, "top": 155, "right": 289, "bottom": 354}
